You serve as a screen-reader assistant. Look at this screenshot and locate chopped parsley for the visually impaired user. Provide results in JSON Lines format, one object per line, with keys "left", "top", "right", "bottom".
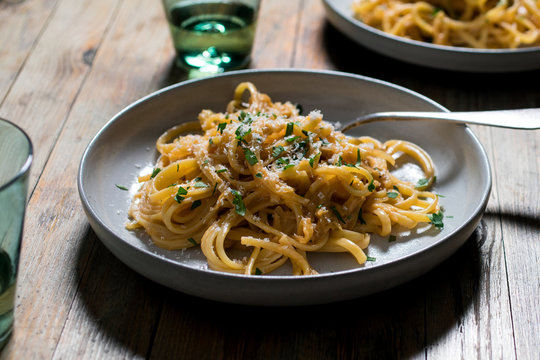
{"left": 187, "top": 238, "right": 198, "bottom": 246}
{"left": 239, "top": 111, "right": 253, "bottom": 124}
{"left": 115, "top": 184, "right": 128, "bottom": 191}
{"left": 211, "top": 183, "right": 218, "bottom": 196}
{"left": 389, "top": 235, "right": 397, "bottom": 242}
{"left": 191, "top": 199, "right": 202, "bottom": 210}
{"left": 358, "top": 208, "right": 366, "bottom": 225}
{"left": 366, "top": 256, "right": 376, "bottom": 262}
{"left": 243, "top": 147, "right": 258, "bottom": 166}
{"left": 285, "top": 122, "right": 294, "bottom": 136}
{"left": 150, "top": 168, "right": 161, "bottom": 178}
{"left": 231, "top": 190, "right": 246, "bottom": 216}
{"left": 272, "top": 146, "right": 284, "bottom": 158}
{"left": 309, "top": 152, "right": 321, "bottom": 168}
{"left": 283, "top": 164, "right": 295, "bottom": 170}
{"left": 276, "top": 157, "right": 290, "bottom": 166}
{"left": 356, "top": 148, "right": 362, "bottom": 165}
{"left": 209, "top": 138, "right": 214, "bottom": 145}
{"left": 215, "top": 169, "right": 227, "bottom": 174}
{"left": 217, "top": 122, "right": 227, "bottom": 134}
{"left": 235, "top": 125, "right": 251, "bottom": 144}
{"left": 387, "top": 191, "right": 399, "bottom": 199}
{"left": 428, "top": 211, "right": 444, "bottom": 229}
{"left": 330, "top": 206, "right": 346, "bottom": 224}
{"left": 255, "top": 172, "right": 263, "bottom": 178}
{"left": 415, "top": 178, "right": 429, "bottom": 188}
{"left": 175, "top": 186, "right": 187, "bottom": 203}
{"left": 337, "top": 155, "right": 343, "bottom": 166}
{"left": 285, "top": 135, "right": 299, "bottom": 143}
{"left": 294, "top": 138, "right": 309, "bottom": 151}
{"left": 368, "top": 179, "right": 375, "bottom": 192}
{"left": 296, "top": 104, "right": 303, "bottom": 115}
{"left": 416, "top": 176, "right": 437, "bottom": 189}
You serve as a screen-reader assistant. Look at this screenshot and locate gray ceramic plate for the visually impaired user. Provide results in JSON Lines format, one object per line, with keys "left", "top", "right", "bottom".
{"left": 323, "top": 0, "right": 540, "bottom": 72}
{"left": 78, "top": 69, "right": 491, "bottom": 305}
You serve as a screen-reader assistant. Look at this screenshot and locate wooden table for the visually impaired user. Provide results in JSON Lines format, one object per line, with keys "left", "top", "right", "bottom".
{"left": 1, "top": 0, "right": 539, "bottom": 358}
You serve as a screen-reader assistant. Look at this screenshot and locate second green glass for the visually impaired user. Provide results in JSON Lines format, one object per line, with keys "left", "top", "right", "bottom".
{"left": 0, "top": 118, "right": 32, "bottom": 350}
{"left": 162, "top": 0, "right": 260, "bottom": 75}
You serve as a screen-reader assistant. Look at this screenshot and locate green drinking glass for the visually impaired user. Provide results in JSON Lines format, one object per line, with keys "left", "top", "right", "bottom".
{"left": 161, "top": 0, "right": 261, "bottom": 76}
{"left": 0, "top": 118, "right": 32, "bottom": 349}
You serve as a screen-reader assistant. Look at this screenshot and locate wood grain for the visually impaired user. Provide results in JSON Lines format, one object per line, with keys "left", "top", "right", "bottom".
{"left": 490, "top": 128, "right": 540, "bottom": 358}
{"left": 0, "top": 0, "right": 119, "bottom": 191}
{"left": 1, "top": 0, "right": 171, "bottom": 358}
{"left": 0, "top": 0, "right": 58, "bottom": 102}
{"left": 0, "top": 0, "right": 539, "bottom": 358}
{"left": 251, "top": 0, "right": 303, "bottom": 69}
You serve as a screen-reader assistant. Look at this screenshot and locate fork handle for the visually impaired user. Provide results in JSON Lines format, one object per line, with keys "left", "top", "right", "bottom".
{"left": 343, "top": 108, "right": 540, "bottom": 131}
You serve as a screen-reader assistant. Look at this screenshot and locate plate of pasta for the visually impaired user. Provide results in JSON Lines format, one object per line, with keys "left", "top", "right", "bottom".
{"left": 78, "top": 69, "right": 491, "bottom": 305}
{"left": 323, "top": 0, "right": 540, "bottom": 72}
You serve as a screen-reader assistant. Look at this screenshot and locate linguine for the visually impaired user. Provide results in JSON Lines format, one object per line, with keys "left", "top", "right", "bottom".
{"left": 127, "top": 82, "right": 442, "bottom": 275}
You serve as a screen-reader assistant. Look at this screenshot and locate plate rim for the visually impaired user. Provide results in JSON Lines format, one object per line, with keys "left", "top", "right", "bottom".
{"left": 322, "top": 0, "right": 540, "bottom": 71}
{"left": 77, "top": 68, "right": 492, "bottom": 285}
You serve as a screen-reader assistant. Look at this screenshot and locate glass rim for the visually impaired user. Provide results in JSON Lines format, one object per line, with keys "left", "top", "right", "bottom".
{"left": 0, "top": 117, "right": 33, "bottom": 192}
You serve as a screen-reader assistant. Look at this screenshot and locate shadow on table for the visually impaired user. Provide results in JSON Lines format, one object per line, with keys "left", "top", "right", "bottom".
{"left": 74, "top": 221, "right": 488, "bottom": 359}
{"left": 484, "top": 209, "right": 540, "bottom": 233}
{"left": 157, "top": 58, "right": 251, "bottom": 89}
{"left": 320, "top": 22, "right": 540, "bottom": 112}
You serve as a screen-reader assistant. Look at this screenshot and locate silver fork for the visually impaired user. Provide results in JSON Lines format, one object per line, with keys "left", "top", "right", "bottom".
{"left": 341, "top": 108, "right": 540, "bottom": 132}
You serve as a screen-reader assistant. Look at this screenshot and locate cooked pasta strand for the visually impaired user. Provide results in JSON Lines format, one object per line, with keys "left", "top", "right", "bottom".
{"left": 352, "top": 0, "right": 540, "bottom": 48}
{"left": 127, "top": 82, "right": 442, "bottom": 275}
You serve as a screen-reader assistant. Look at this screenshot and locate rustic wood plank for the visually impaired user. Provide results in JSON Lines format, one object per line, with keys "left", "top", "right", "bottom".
{"left": 293, "top": 0, "right": 329, "bottom": 69}
{"left": 0, "top": 0, "right": 119, "bottom": 191}
{"left": 250, "top": 0, "right": 303, "bottom": 69}
{"left": 417, "top": 74, "right": 540, "bottom": 360}
{"left": 32, "top": 0, "right": 172, "bottom": 358}
{"left": 148, "top": 278, "right": 429, "bottom": 360}
{"left": 0, "top": 0, "right": 172, "bottom": 358}
{"left": 52, "top": 233, "right": 163, "bottom": 359}
{"left": 489, "top": 128, "right": 540, "bottom": 359}
{"left": 0, "top": 0, "right": 537, "bottom": 357}
{"left": 0, "top": 0, "right": 58, "bottom": 102}
{"left": 425, "top": 215, "right": 515, "bottom": 359}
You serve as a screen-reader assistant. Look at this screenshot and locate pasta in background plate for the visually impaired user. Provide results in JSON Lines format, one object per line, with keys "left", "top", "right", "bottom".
{"left": 352, "top": 0, "right": 540, "bottom": 49}
{"left": 127, "top": 82, "right": 442, "bottom": 275}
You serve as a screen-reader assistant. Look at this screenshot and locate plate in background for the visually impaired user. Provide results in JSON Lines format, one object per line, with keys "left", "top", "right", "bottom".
{"left": 78, "top": 69, "right": 491, "bottom": 305}
{"left": 323, "top": 0, "right": 540, "bottom": 72}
